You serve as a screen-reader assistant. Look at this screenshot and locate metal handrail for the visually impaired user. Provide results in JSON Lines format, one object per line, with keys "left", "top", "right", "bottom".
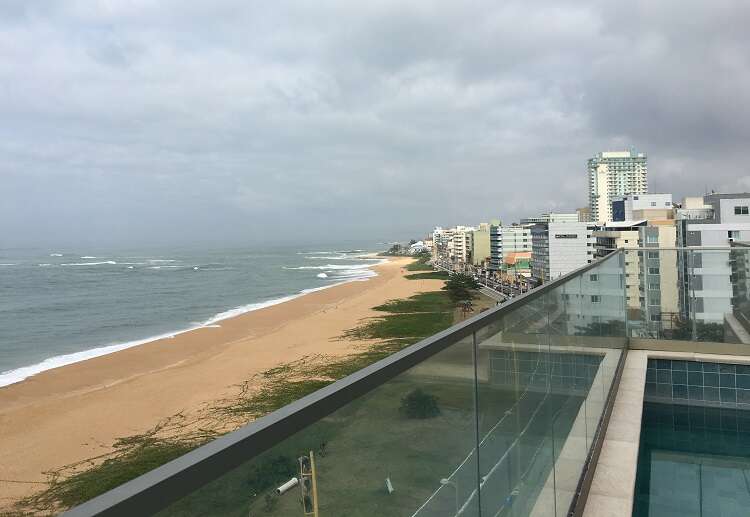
{"left": 62, "top": 251, "right": 624, "bottom": 517}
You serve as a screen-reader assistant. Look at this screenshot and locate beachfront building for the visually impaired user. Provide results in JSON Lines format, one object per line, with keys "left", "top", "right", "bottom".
{"left": 577, "top": 206, "right": 592, "bottom": 222}
{"left": 431, "top": 227, "right": 454, "bottom": 264}
{"left": 531, "top": 221, "right": 597, "bottom": 283}
{"left": 503, "top": 251, "right": 532, "bottom": 278}
{"left": 451, "top": 226, "right": 476, "bottom": 267}
{"left": 520, "top": 212, "right": 579, "bottom": 225}
{"left": 594, "top": 218, "right": 680, "bottom": 336}
{"left": 470, "top": 223, "right": 492, "bottom": 267}
{"left": 408, "top": 241, "right": 429, "bottom": 254}
{"left": 588, "top": 149, "right": 648, "bottom": 222}
{"left": 676, "top": 193, "right": 750, "bottom": 332}
{"left": 489, "top": 224, "right": 532, "bottom": 271}
{"left": 611, "top": 193, "right": 673, "bottom": 222}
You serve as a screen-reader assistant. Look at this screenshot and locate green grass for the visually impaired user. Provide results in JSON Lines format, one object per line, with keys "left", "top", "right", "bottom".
{"left": 373, "top": 291, "right": 454, "bottom": 313}
{"left": 405, "top": 255, "right": 433, "bottom": 271}
{"left": 20, "top": 429, "right": 207, "bottom": 513}
{"left": 405, "top": 271, "right": 449, "bottom": 280}
{"left": 344, "top": 312, "right": 453, "bottom": 341}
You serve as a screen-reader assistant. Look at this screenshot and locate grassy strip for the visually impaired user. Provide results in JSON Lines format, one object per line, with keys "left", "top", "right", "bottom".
{"left": 405, "top": 271, "right": 449, "bottom": 280}
{"left": 343, "top": 312, "right": 453, "bottom": 341}
{"left": 19, "top": 419, "right": 217, "bottom": 513}
{"left": 17, "top": 290, "right": 456, "bottom": 514}
{"left": 373, "top": 291, "right": 453, "bottom": 313}
{"left": 405, "top": 254, "right": 433, "bottom": 271}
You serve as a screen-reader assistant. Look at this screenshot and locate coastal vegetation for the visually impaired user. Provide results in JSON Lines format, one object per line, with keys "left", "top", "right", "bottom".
{"left": 404, "top": 251, "right": 432, "bottom": 271}
{"left": 442, "top": 273, "right": 481, "bottom": 304}
{"left": 400, "top": 388, "right": 441, "bottom": 419}
{"left": 14, "top": 258, "right": 487, "bottom": 515}
{"left": 405, "top": 271, "right": 449, "bottom": 280}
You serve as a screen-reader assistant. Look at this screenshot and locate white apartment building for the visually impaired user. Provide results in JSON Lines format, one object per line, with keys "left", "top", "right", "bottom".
{"left": 520, "top": 213, "right": 579, "bottom": 225}
{"left": 531, "top": 222, "right": 597, "bottom": 282}
{"left": 676, "top": 193, "right": 750, "bottom": 329}
{"left": 588, "top": 150, "right": 648, "bottom": 222}
{"left": 611, "top": 193, "right": 672, "bottom": 222}
{"left": 452, "top": 227, "right": 475, "bottom": 265}
{"left": 489, "top": 225, "right": 532, "bottom": 271}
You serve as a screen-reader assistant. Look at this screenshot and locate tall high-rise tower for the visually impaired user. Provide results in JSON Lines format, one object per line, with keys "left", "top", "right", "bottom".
{"left": 588, "top": 149, "right": 648, "bottom": 222}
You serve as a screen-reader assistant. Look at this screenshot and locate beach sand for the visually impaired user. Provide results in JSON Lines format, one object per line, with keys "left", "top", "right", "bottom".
{"left": 0, "top": 257, "right": 446, "bottom": 510}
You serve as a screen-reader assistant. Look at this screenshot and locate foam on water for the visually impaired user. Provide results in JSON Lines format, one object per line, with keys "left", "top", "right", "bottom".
{"left": 0, "top": 328, "right": 205, "bottom": 388}
{"left": 0, "top": 247, "right": 384, "bottom": 388}
{"left": 80, "top": 256, "right": 98, "bottom": 259}
{"left": 285, "top": 261, "right": 384, "bottom": 271}
{"left": 61, "top": 261, "right": 117, "bottom": 266}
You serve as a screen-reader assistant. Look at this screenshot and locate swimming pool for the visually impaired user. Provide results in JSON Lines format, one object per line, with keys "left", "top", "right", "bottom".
{"left": 634, "top": 359, "right": 750, "bottom": 516}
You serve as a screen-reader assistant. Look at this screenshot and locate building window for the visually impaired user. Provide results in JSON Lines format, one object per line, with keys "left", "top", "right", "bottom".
{"left": 650, "top": 314, "right": 661, "bottom": 322}
{"left": 648, "top": 267, "right": 660, "bottom": 274}
{"left": 646, "top": 235, "right": 658, "bottom": 244}
{"left": 729, "top": 230, "right": 740, "bottom": 239}
{"left": 648, "top": 282, "right": 659, "bottom": 290}
{"left": 734, "top": 206, "right": 749, "bottom": 215}
{"left": 591, "top": 295, "right": 601, "bottom": 303}
{"left": 590, "top": 274, "right": 599, "bottom": 281}
{"left": 647, "top": 251, "right": 659, "bottom": 259}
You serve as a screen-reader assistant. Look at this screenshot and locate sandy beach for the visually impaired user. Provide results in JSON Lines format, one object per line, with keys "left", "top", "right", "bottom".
{"left": 0, "top": 257, "right": 446, "bottom": 510}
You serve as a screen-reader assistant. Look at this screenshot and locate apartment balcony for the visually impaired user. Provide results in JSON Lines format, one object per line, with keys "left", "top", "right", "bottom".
{"left": 63, "top": 246, "right": 750, "bottom": 517}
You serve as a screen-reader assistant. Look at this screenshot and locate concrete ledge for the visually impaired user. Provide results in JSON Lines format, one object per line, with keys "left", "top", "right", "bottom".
{"left": 582, "top": 350, "right": 646, "bottom": 517}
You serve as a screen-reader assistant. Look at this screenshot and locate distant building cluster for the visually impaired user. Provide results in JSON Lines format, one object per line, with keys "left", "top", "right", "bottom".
{"left": 421, "top": 148, "right": 750, "bottom": 336}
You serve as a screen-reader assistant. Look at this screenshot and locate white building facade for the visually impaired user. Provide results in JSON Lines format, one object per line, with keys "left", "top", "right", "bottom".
{"left": 489, "top": 225, "right": 532, "bottom": 271}
{"left": 676, "top": 193, "right": 750, "bottom": 329}
{"left": 588, "top": 150, "right": 648, "bottom": 222}
{"left": 611, "top": 193, "right": 672, "bottom": 222}
{"left": 531, "top": 222, "right": 597, "bottom": 282}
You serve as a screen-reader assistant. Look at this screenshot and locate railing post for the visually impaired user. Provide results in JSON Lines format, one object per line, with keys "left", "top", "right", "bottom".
{"left": 622, "top": 250, "right": 629, "bottom": 342}
{"left": 689, "top": 249, "right": 698, "bottom": 341}
{"left": 471, "top": 331, "right": 482, "bottom": 515}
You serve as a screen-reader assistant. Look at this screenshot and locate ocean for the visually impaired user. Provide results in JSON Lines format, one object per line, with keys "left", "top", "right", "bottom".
{"left": 0, "top": 243, "right": 386, "bottom": 387}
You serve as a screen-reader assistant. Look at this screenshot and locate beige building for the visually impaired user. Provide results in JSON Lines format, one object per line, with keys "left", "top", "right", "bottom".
{"left": 470, "top": 223, "right": 491, "bottom": 267}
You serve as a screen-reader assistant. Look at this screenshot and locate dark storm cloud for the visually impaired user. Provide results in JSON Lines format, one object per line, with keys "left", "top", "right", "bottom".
{"left": 1, "top": 0, "right": 749, "bottom": 247}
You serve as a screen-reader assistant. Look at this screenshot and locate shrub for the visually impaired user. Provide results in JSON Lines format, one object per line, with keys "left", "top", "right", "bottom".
{"left": 399, "top": 389, "right": 441, "bottom": 419}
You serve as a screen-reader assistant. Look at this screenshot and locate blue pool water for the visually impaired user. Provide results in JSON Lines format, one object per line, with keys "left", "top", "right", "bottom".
{"left": 634, "top": 401, "right": 750, "bottom": 516}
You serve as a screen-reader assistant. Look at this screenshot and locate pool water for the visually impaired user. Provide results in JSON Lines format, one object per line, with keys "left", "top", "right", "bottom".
{"left": 633, "top": 401, "right": 750, "bottom": 516}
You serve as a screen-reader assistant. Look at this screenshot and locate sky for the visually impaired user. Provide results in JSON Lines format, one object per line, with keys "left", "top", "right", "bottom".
{"left": 1, "top": 0, "right": 749, "bottom": 247}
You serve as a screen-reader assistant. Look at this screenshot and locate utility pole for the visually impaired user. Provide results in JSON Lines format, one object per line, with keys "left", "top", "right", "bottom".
{"left": 299, "top": 451, "right": 319, "bottom": 517}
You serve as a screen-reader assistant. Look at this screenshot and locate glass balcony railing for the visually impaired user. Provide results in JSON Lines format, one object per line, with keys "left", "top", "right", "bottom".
{"left": 618, "top": 245, "right": 750, "bottom": 351}
{"left": 61, "top": 250, "right": 642, "bottom": 516}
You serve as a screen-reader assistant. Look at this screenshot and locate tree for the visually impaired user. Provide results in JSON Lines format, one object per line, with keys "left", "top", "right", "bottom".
{"left": 442, "top": 273, "right": 480, "bottom": 304}
{"left": 670, "top": 320, "right": 724, "bottom": 342}
{"left": 400, "top": 388, "right": 441, "bottom": 419}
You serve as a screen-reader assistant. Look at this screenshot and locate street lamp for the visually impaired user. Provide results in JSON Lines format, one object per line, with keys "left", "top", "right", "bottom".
{"left": 440, "top": 478, "right": 459, "bottom": 515}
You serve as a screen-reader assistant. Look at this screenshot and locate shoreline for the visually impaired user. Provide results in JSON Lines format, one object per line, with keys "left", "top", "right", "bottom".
{"left": 0, "top": 257, "right": 387, "bottom": 388}
{"left": 0, "top": 256, "right": 446, "bottom": 509}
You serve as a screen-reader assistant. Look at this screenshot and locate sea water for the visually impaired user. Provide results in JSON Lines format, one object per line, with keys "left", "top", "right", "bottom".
{"left": 0, "top": 243, "right": 386, "bottom": 387}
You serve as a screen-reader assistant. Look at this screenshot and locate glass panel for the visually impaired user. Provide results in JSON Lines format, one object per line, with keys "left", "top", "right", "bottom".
{"left": 475, "top": 294, "right": 556, "bottom": 517}
{"left": 158, "top": 334, "right": 480, "bottom": 517}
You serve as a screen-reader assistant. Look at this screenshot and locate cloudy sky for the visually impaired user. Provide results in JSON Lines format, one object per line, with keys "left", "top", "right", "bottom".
{"left": 1, "top": 1, "right": 749, "bottom": 247}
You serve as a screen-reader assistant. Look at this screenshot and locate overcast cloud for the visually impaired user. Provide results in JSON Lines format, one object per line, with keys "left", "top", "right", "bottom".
{"left": 1, "top": 0, "right": 749, "bottom": 247}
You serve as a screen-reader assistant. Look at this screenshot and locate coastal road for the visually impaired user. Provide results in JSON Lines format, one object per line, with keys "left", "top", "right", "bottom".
{"left": 480, "top": 287, "right": 507, "bottom": 303}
